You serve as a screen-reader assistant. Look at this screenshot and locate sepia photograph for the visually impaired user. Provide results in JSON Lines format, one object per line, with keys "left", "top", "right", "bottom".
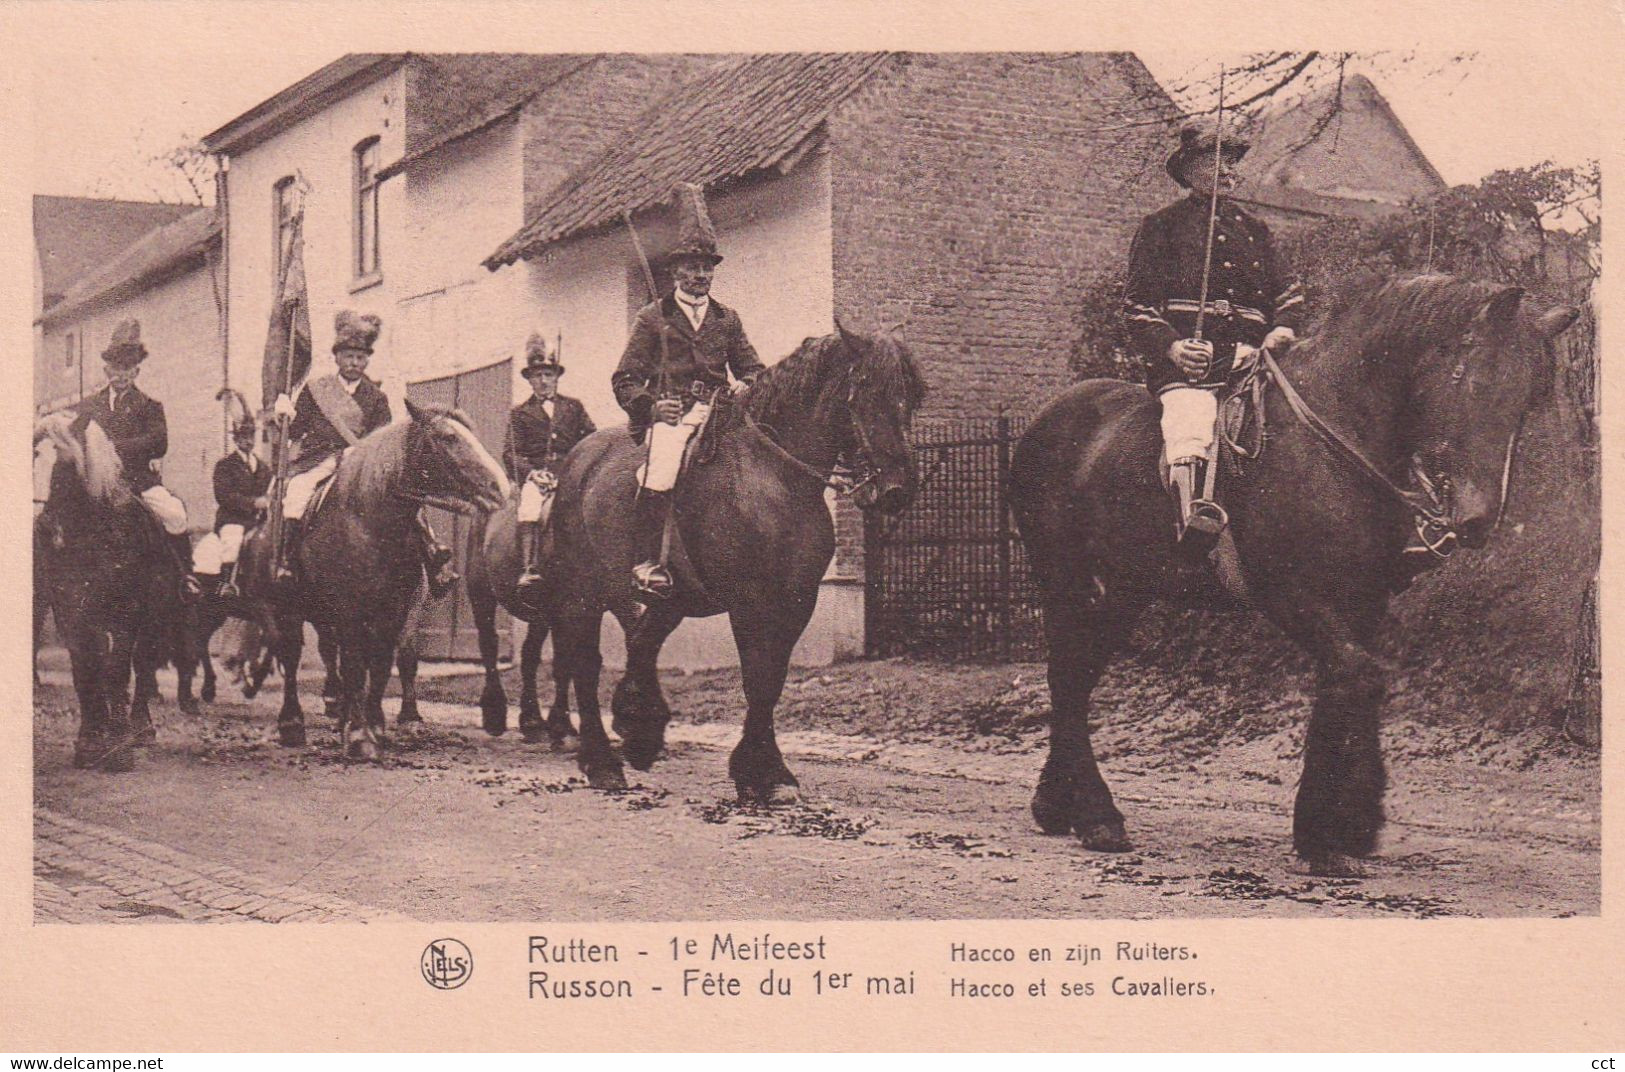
{"left": 26, "top": 30, "right": 1602, "bottom": 935}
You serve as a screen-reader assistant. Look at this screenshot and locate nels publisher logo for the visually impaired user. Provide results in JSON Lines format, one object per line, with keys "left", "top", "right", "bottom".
{"left": 421, "top": 938, "right": 473, "bottom": 990}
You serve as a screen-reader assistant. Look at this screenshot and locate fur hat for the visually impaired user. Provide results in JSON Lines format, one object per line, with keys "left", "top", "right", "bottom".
{"left": 101, "top": 318, "right": 148, "bottom": 368}
{"left": 232, "top": 415, "right": 258, "bottom": 438}
{"left": 667, "top": 181, "right": 722, "bottom": 265}
{"left": 333, "top": 309, "right": 382, "bottom": 354}
{"left": 1166, "top": 119, "right": 1251, "bottom": 185}
{"left": 523, "top": 330, "right": 564, "bottom": 375}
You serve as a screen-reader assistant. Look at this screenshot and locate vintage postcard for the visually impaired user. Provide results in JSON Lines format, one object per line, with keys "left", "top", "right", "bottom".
{"left": 3, "top": 0, "right": 1620, "bottom": 1054}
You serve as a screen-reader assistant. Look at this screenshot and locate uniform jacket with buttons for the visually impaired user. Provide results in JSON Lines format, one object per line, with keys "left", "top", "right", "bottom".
{"left": 611, "top": 295, "right": 764, "bottom": 425}
{"left": 1123, "top": 194, "right": 1306, "bottom": 393}
{"left": 74, "top": 384, "right": 167, "bottom": 492}
{"left": 502, "top": 394, "right": 596, "bottom": 484}
{"left": 212, "top": 450, "right": 271, "bottom": 531}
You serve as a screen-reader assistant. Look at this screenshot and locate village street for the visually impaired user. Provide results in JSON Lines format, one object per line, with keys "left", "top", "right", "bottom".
{"left": 33, "top": 655, "right": 1599, "bottom": 923}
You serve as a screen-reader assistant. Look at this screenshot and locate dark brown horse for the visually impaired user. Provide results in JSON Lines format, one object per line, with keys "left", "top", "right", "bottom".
{"left": 34, "top": 415, "right": 190, "bottom": 770}
{"left": 466, "top": 502, "right": 576, "bottom": 746}
{"left": 541, "top": 325, "right": 924, "bottom": 799}
{"left": 1010, "top": 276, "right": 1580, "bottom": 876}
{"left": 241, "top": 402, "right": 508, "bottom": 759}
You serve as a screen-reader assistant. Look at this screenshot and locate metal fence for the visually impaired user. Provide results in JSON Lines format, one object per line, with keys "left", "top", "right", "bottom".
{"left": 864, "top": 411, "right": 1044, "bottom": 661}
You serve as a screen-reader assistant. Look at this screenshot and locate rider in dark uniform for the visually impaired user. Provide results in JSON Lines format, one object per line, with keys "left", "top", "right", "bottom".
{"left": 1123, "top": 119, "right": 1306, "bottom": 553}
{"left": 504, "top": 332, "right": 595, "bottom": 597}
{"left": 272, "top": 310, "right": 457, "bottom": 597}
{"left": 75, "top": 318, "right": 203, "bottom": 601}
{"left": 211, "top": 415, "right": 271, "bottom": 599}
{"left": 611, "top": 182, "right": 764, "bottom": 599}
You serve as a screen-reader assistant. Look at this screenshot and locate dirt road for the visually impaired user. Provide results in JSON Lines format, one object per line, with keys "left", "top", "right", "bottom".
{"left": 32, "top": 657, "right": 1598, "bottom": 922}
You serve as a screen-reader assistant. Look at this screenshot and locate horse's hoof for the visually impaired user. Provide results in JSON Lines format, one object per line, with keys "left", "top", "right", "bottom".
{"left": 345, "top": 737, "right": 379, "bottom": 763}
{"left": 99, "top": 743, "right": 136, "bottom": 773}
{"left": 135, "top": 724, "right": 158, "bottom": 746}
{"left": 397, "top": 705, "right": 422, "bottom": 725}
{"left": 622, "top": 745, "right": 660, "bottom": 773}
{"left": 1308, "top": 852, "right": 1366, "bottom": 878}
{"left": 586, "top": 766, "right": 627, "bottom": 791}
{"left": 482, "top": 706, "right": 508, "bottom": 737}
{"left": 323, "top": 696, "right": 340, "bottom": 719}
{"left": 278, "top": 722, "right": 306, "bottom": 748}
{"left": 765, "top": 783, "right": 800, "bottom": 807}
{"left": 1031, "top": 796, "right": 1073, "bottom": 836}
{"left": 200, "top": 683, "right": 216, "bottom": 703}
{"left": 548, "top": 733, "right": 580, "bottom": 755}
{"left": 1075, "top": 819, "right": 1133, "bottom": 853}
{"left": 178, "top": 697, "right": 201, "bottom": 718}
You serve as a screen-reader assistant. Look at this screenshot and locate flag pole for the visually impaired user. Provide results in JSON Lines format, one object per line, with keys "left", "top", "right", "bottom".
{"left": 268, "top": 208, "right": 302, "bottom": 570}
{"left": 1193, "top": 64, "right": 1227, "bottom": 348}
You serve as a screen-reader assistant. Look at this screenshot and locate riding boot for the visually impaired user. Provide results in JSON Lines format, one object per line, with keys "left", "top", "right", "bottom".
{"left": 1169, "top": 459, "right": 1226, "bottom": 561}
{"left": 417, "top": 509, "right": 459, "bottom": 600}
{"left": 167, "top": 534, "right": 203, "bottom": 604}
{"left": 632, "top": 491, "right": 674, "bottom": 600}
{"left": 516, "top": 522, "right": 546, "bottom": 599}
{"left": 273, "top": 518, "right": 303, "bottom": 592}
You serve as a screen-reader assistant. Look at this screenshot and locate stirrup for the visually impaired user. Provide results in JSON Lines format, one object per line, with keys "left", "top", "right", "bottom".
{"left": 180, "top": 574, "right": 203, "bottom": 604}
{"left": 632, "top": 561, "right": 674, "bottom": 600}
{"left": 217, "top": 577, "right": 242, "bottom": 601}
{"left": 516, "top": 565, "right": 545, "bottom": 595}
{"left": 1184, "top": 498, "right": 1229, "bottom": 536}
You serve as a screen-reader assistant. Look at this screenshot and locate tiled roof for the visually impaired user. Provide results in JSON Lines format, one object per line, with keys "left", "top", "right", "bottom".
{"left": 37, "top": 207, "right": 219, "bottom": 327}
{"left": 33, "top": 196, "right": 196, "bottom": 307}
{"left": 390, "top": 53, "right": 598, "bottom": 176}
{"left": 486, "top": 52, "right": 896, "bottom": 266}
{"left": 202, "top": 54, "right": 406, "bottom": 155}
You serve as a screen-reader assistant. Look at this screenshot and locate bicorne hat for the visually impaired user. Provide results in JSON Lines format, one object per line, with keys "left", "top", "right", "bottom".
{"left": 333, "top": 309, "right": 382, "bottom": 355}
{"left": 102, "top": 318, "right": 148, "bottom": 369}
{"left": 666, "top": 181, "right": 723, "bottom": 265}
{"left": 522, "top": 331, "right": 564, "bottom": 375}
{"left": 1166, "top": 119, "right": 1251, "bottom": 185}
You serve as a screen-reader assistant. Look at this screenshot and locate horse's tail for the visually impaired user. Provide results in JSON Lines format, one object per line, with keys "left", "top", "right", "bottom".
{"left": 81, "top": 421, "right": 136, "bottom": 508}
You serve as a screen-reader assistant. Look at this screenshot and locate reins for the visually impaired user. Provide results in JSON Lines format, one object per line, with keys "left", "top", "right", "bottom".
{"left": 1249, "top": 347, "right": 1458, "bottom": 559}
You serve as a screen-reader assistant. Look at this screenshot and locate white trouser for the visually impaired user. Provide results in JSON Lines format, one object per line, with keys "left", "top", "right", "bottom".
{"left": 283, "top": 454, "right": 339, "bottom": 520}
{"left": 140, "top": 485, "right": 190, "bottom": 535}
{"left": 1158, "top": 385, "right": 1219, "bottom": 465}
{"left": 636, "top": 401, "right": 711, "bottom": 493}
{"left": 194, "top": 522, "right": 249, "bottom": 576}
{"left": 517, "top": 475, "right": 555, "bottom": 524}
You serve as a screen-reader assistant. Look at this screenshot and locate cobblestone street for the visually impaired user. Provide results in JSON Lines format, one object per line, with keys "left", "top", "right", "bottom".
{"left": 34, "top": 807, "right": 408, "bottom": 924}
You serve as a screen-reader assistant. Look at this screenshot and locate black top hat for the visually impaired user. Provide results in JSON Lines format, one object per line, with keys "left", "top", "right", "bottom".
{"left": 101, "top": 318, "right": 148, "bottom": 368}
{"left": 1166, "top": 120, "right": 1251, "bottom": 185}
{"left": 523, "top": 331, "right": 565, "bottom": 375}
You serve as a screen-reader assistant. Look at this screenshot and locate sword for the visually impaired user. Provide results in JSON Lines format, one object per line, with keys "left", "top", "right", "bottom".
{"left": 623, "top": 209, "right": 671, "bottom": 405}
{"left": 1192, "top": 64, "right": 1228, "bottom": 359}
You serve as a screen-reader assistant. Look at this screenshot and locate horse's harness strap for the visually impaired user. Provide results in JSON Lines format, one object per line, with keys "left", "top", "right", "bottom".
{"left": 1257, "top": 349, "right": 1457, "bottom": 558}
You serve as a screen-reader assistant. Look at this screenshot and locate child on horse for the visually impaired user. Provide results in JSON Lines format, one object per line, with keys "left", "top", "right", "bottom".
{"left": 505, "top": 331, "right": 595, "bottom": 598}
{"left": 611, "top": 182, "right": 763, "bottom": 600}
{"left": 1123, "top": 120, "right": 1305, "bottom": 555}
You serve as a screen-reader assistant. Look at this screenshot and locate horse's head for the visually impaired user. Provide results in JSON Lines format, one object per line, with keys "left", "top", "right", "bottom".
{"left": 403, "top": 400, "right": 511, "bottom": 515}
{"left": 1402, "top": 283, "right": 1580, "bottom": 547}
{"left": 835, "top": 320, "right": 926, "bottom": 516}
{"left": 35, "top": 413, "right": 134, "bottom": 512}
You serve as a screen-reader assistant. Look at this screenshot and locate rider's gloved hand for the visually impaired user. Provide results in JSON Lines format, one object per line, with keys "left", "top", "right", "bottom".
{"left": 653, "top": 399, "right": 683, "bottom": 425}
{"left": 273, "top": 393, "right": 296, "bottom": 420}
{"left": 1262, "top": 326, "right": 1297, "bottom": 352}
{"left": 1168, "top": 338, "right": 1214, "bottom": 378}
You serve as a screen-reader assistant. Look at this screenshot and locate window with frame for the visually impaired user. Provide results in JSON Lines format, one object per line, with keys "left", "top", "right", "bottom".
{"left": 272, "top": 176, "right": 297, "bottom": 285}
{"left": 354, "top": 137, "right": 381, "bottom": 280}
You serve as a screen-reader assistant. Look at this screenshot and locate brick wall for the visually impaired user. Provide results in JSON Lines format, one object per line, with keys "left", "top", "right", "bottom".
{"left": 826, "top": 51, "right": 1179, "bottom": 576}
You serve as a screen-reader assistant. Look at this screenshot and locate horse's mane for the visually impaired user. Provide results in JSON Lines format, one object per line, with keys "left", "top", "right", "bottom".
{"left": 329, "top": 405, "right": 478, "bottom": 506}
{"left": 36, "top": 413, "right": 134, "bottom": 509}
{"left": 1308, "top": 274, "right": 1508, "bottom": 364}
{"left": 743, "top": 329, "right": 927, "bottom": 428}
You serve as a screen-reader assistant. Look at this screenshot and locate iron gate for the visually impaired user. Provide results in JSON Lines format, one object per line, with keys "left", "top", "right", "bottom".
{"left": 865, "top": 411, "right": 1044, "bottom": 660}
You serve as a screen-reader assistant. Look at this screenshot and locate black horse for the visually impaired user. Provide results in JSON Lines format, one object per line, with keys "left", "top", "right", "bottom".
{"left": 542, "top": 325, "right": 923, "bottom": 799}
{"left": 1010, "top": 277, "right": 1579, "bottom": 876}
{"left": 34, "top": 415, "right": 191, "bottom": 770}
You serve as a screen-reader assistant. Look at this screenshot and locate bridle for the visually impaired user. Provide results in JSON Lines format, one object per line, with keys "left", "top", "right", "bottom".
{"left": 397, "top": 416, "right": 491, "bottom": 514}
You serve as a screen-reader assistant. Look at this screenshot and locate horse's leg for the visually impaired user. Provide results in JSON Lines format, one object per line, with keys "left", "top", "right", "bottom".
{"left": 1031, "top": 592, "right": 1144, "bottom": 851}
{"left": 196, "top": 603, "right": 219, "bottom": 704}
{"left": 365, "top": 632, "right": 395, "bottom": 750}
{"left": 519, "top": 621, "right": 567, "bottom": 746}
{"left": 1277, "top": 599, "right": 1390, "bottom": 877}
{"left": 726, "top": 604, "right": 811, "bottom": 805}
{"left": 338, "top": 627, "right": 375, "bottom": 761}
{"left": 172, "top": 612, "right": 202, "bottom": 718}
{"left": 101, "top": 625, "right": 138, "bottom": 773}
{"left": 561, "top": 611, "right": 620, "bottom": 790}
{"left": 129, "top": 632, "right": 162, "bottom": 744}
{"left": 471, "top": 586, "right": 508, "bottom": 736}
{"left": 64, "top": 622, "right": 111, "bottom": 769}
{"left": 396, "top": 632, "right": 421, "bottom": 725}
{"left": 319, "top": 627, "right": 342, "bottom": 725}
{"left": 614, "top": 602, "right": 683, "bottom": 772}
{"left": 276, "top": 612, "right": 306, "bottom": 747}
